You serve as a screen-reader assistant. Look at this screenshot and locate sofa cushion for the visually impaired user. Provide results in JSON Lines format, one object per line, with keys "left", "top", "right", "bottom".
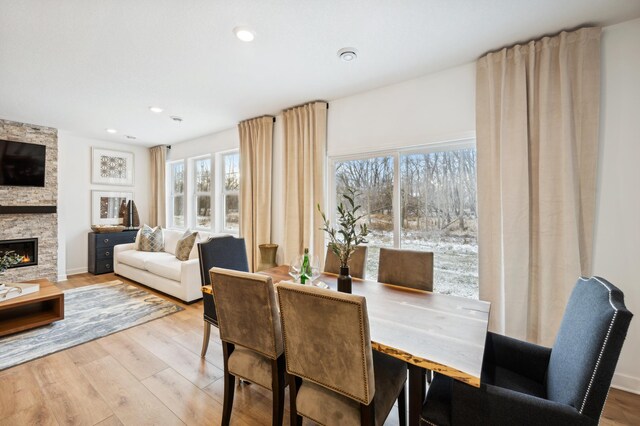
{"left": 163, "top": 229, "right": 188, "bottom": 255}
{"left": 175, "top": 231, "right": 198, "bottom": 261}
{"left": 118, "top": 250, "right": 164, "bottom": 270}
{"left": 144, "top": 255, "right": 183, "bottom": 282}
{"left": 139, "top": 226, "right": 164, "bottom": 252}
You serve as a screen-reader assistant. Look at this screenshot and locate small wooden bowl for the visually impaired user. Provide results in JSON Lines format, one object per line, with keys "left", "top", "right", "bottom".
{"left": 91, "top": 225, "right": 126, "bottom": 233}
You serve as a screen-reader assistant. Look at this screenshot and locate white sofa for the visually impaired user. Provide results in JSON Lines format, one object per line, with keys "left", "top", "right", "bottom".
{"left": 113, "top": 229, "right": 228, "bottom": 302}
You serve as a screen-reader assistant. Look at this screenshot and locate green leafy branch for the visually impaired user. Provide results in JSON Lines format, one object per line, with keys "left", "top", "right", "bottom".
{"left": 318, "top": 188, "right": 369, "bottom": 267}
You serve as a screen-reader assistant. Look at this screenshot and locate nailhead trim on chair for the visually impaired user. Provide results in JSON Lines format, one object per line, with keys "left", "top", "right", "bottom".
{"left": 577, "top": 276, "right": 619, "bottom": 416}
{"left": 277, "top": 285, "right": 372, "bottom": 405}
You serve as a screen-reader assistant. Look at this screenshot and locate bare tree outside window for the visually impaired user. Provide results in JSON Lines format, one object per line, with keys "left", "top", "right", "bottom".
{"left": 170, "top": 162, "right": 185, "bottom": 228}
{"left": 333, "top": 145, "right": 478, "bottom": 298}
{"left": 223, "top": 152, "right": 240, "bottom": 232}
{"left": 194, "top": 157, "right": 212, "bottom": 228}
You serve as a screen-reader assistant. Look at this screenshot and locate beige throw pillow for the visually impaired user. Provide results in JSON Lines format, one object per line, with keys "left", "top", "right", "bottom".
{"left": 175, "top": 231, "right": 198, "bottom": 261}
{"left": 139, "top": 226, "right": 164, "bottom": 252}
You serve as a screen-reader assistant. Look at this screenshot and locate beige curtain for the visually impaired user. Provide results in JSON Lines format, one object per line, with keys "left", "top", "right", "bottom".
{"left": 282, "top": 101, "right": 328, "bottom": 264}
{"left": 149, "top": 145, "right": 167, "bottom": 227}
{"left": 477, "top": 27, "right": 601, "bottom": 346}
{"left": 239, "top": 116, "right": 274, "bottom": 272}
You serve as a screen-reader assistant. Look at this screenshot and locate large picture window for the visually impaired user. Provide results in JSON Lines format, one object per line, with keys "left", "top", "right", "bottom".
{"left": 332, "top": 141, "right": 478, "bottom": 298}
{"left": 168, "top": 161, "right": 185, "bottom": 228}
{"left": 193, "top": 156, "right": 212, "bottom": 229}
{"left": 222, "top": 152, "right": 240, "bottom": 233}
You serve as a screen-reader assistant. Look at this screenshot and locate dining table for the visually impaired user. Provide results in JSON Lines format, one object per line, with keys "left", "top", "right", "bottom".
{"left": 259, "top": 265, "right": 491, "bottom": 426}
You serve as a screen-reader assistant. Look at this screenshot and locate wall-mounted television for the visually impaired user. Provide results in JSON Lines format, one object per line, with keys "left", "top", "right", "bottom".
{"left": 0, "top": 139, "right": 46, "bottom": 187}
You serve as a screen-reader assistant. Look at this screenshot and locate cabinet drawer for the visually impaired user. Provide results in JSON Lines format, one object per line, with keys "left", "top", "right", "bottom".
{"left": 95, "top": 259, "right": 114, "bottom": 274}
{"left": 96, "top": 247, "right": 114, "bottom": 259}
{"left": 95, "top": 232, "right": 137, "bottom": 248}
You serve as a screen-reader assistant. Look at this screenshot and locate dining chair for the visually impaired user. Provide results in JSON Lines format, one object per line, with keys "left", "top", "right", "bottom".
{"left": 210, "top": 267, "right": 286, "bottom": 426}
{"left": 198, "top": 236, "right": 249, "bottom": 357}
{"left": 420, "top": 276, "right": 633, "bottom": 425}
{"left": 277, "top": 281, "right": 407, "bottom": 426}
{"left": 324, "top": 245, "right": 369, "bottom": 279}
{"left": 377, "top": 247, "right": 434, "bottom": 291}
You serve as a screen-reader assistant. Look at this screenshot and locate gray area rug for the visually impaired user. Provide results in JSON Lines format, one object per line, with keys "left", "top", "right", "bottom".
{"left": 0, "top": 280, "right": 183, "bottom": 371}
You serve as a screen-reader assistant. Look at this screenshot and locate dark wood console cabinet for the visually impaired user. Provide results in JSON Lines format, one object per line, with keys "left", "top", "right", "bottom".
{"left": 88, "top": 230, "right": 138, "bottom": 275}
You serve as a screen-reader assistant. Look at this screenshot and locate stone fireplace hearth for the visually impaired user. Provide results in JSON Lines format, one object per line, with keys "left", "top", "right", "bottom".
{"left": 0, "top": 119, "right": 58, "bottom": 282}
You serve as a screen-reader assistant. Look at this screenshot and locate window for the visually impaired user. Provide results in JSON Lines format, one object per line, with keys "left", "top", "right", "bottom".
{"left": 193, "top": 156, "right": 212, "bottom": 229}
{"left": 169, "top": 161, "right": 185, "bottom": 228}
{"left": 222, "top": 152, "right": 240, "bottom": 233}
{"left": 331, "top": 141, "right": 478, "bottom": 298}
{"left": 335, "top": 155, "right": 395, "bottom": 281}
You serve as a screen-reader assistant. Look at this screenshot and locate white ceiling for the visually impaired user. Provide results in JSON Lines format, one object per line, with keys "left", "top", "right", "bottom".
{"left": 1, "top": 1, "right": 639, "bottom": 146}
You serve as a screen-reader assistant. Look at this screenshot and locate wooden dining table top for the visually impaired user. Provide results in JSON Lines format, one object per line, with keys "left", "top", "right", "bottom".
{"left": 258, "top": 265, "right": 491, "bottom": 388}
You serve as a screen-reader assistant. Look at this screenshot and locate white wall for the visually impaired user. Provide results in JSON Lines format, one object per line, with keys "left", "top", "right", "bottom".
{"left": 327, "top": 62, "right": 476, "bottom": 157}
{"left": 58, "top": 132, "right": 151, "bottom": 277}
{"left": 592, "top": 17, "right": 640, "bottom": 393}
{"left": 167, "top": 128, "right": 238, "bottom": 161}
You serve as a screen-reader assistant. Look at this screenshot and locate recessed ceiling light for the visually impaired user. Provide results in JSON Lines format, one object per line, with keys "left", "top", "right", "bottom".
{"left": 106, "top": 128, "right": 117, "bottom": 134}
{"left": 337, "top": 47, "right": 358, "bottom": 62}
{"left": 149, "top": 106, "right": 164, "bottom": 113}
{"left": 170, "top": 116, "right": 183, "bottom": 123}
{"left": 125, "top": 135, "right": 137, "bottom": 140}
{"left": 233, "top": 26, "right": 255, "bottom": 42}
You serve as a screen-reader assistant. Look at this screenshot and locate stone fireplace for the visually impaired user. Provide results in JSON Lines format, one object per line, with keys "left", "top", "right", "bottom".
{"left": 0, "top": 119, "right": 58, "bottom": 282}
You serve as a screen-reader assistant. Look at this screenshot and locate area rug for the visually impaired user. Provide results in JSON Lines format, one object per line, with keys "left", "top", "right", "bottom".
{"left": 0, "top": 280, "right": 183, "bottom": 371}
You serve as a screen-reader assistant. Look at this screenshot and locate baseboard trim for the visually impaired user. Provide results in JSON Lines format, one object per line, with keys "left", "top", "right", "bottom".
{"left": 66, "top": 267, "right": 88, "bottom": 276}
{"left": 611, "top": 372, "right": 640, "bottom": 395}
{"left": 57, "top": 274, "right": 68, "bottom": 282}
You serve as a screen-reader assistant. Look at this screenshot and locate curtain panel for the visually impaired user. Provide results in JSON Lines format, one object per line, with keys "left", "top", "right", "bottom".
{"left": 149, "top": 145, "right": 167, "bottom": 228}
{"left": 476, "top": 27, "right": 601, "bottom": 345}
{"left": 239, "top": 116, "right": 274, "bottom": 272}
{"left": 282, "top": 101, "right": 328, "bottom": 264}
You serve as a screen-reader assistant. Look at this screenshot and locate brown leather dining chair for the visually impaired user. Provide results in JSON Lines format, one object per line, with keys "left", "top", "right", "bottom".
{"left": 323, "top": 245, "right": 369, "bottom": 279}
{"left": 209, "top": 267, "right": 286, "bottom": 426}
{"left": 277, "top": 281, "right": 407, "bottom": 426}
{"left": 377, "top": 247, "right": 434, "bottom": 291}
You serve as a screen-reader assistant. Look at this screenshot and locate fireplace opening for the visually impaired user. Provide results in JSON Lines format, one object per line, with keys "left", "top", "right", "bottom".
{"left": 0, "top": 238, "right": 38, "bottom": 268}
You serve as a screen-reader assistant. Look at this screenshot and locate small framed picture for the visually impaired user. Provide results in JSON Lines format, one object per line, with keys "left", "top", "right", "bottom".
{"left": 91, "top": 190, "right": 134, "bottom": 225}
{"left": 92, "top": 148, "right": 134, "bottom": 186}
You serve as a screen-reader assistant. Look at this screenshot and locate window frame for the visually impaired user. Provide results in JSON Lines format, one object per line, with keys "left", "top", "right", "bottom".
{"left": 328, "top": 138, "right": 477, "bottom": 286}
{"left": 190, "top": 155, "right": 213, "bottom": 231}
{"left": 220, "top": 150, "right": 240, "bottom": 235}
{"left": 167, "top": 159, "right": 186, "bottom": 230}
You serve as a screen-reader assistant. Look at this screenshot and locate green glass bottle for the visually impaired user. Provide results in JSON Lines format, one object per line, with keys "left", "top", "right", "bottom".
{"left": 300, "top": 248, "right": 310, "bottom": 284}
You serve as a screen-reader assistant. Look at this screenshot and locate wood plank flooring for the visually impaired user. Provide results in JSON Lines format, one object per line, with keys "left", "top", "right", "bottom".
{"left": 0, "top": 273, "right": 636, "bottom": 425}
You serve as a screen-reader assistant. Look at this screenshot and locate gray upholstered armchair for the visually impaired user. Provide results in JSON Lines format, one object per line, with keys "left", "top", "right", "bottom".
{"left": 421, "top": 276, "right": 633, "bottom": 426}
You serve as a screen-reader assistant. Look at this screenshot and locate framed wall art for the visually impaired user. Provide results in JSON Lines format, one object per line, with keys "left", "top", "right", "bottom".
{"left": 92, "top": 147, "right": 134, "bottom": 186}
{"left": 91, "top": 190, "right": 134, "bottom": 225}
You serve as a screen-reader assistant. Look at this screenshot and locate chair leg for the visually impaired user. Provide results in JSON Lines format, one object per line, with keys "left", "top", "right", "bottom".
{"left": 271, "top": 356, "right": 285, "bottom": 426}
{"left": 200, "top": 321, "right": 211, "bottom": 357}
{"left": 288, "top": 373, "right": 303, "bottom": 426}
{"left": 360, "top": 402, "right": 375, "bottom": 426}
{"left": 398, "top": 383, "right": 407, "bottom": 426}
{"left": 222, "top": 370, "right": 235, "bottom": 426}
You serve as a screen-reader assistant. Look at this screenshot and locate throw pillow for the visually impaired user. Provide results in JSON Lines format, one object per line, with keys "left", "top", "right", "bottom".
{"left": 175, "top": 231, "right": 198, "bottom": 261}
{"left": 134, "top": 225, "right": 150, "bottom": 250}
{"left": 139, "top": 226, "right": 164, "bottom": 252}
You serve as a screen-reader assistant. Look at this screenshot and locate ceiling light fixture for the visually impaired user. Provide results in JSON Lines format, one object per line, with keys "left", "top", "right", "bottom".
{"left": 233, "top": 26, "right": 255, "bottom": 42}
{"left": 149, "top": 106, "right": 164, "bottom": 113}
{"left": 125, "top": 135, "right": 137, "bottom": 140}
{"left": 170, "top": 116, "right": 183, "bottom": 123}
{"left": 106, "top": 128, "right": 117, "bottom": 134}
{"left": 337, "top": 47, "right": 358, "bottom": 62}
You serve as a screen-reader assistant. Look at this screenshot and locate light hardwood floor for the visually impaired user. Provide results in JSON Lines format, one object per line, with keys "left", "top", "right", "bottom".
{"left": 0, "top": 273, "right": 637, "bottom": 426}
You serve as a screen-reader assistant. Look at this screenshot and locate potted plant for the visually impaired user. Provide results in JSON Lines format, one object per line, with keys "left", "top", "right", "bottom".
{"left": 0, "top": 251, "right": 24, "bottom": 289}
{"left": 318, "top": 188, "right": 369, "bottom": 293}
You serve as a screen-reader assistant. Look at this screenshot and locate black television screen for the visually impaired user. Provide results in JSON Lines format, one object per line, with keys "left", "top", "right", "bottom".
{"left": 0, "top": 139, "right": 46, "bottom": 187}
